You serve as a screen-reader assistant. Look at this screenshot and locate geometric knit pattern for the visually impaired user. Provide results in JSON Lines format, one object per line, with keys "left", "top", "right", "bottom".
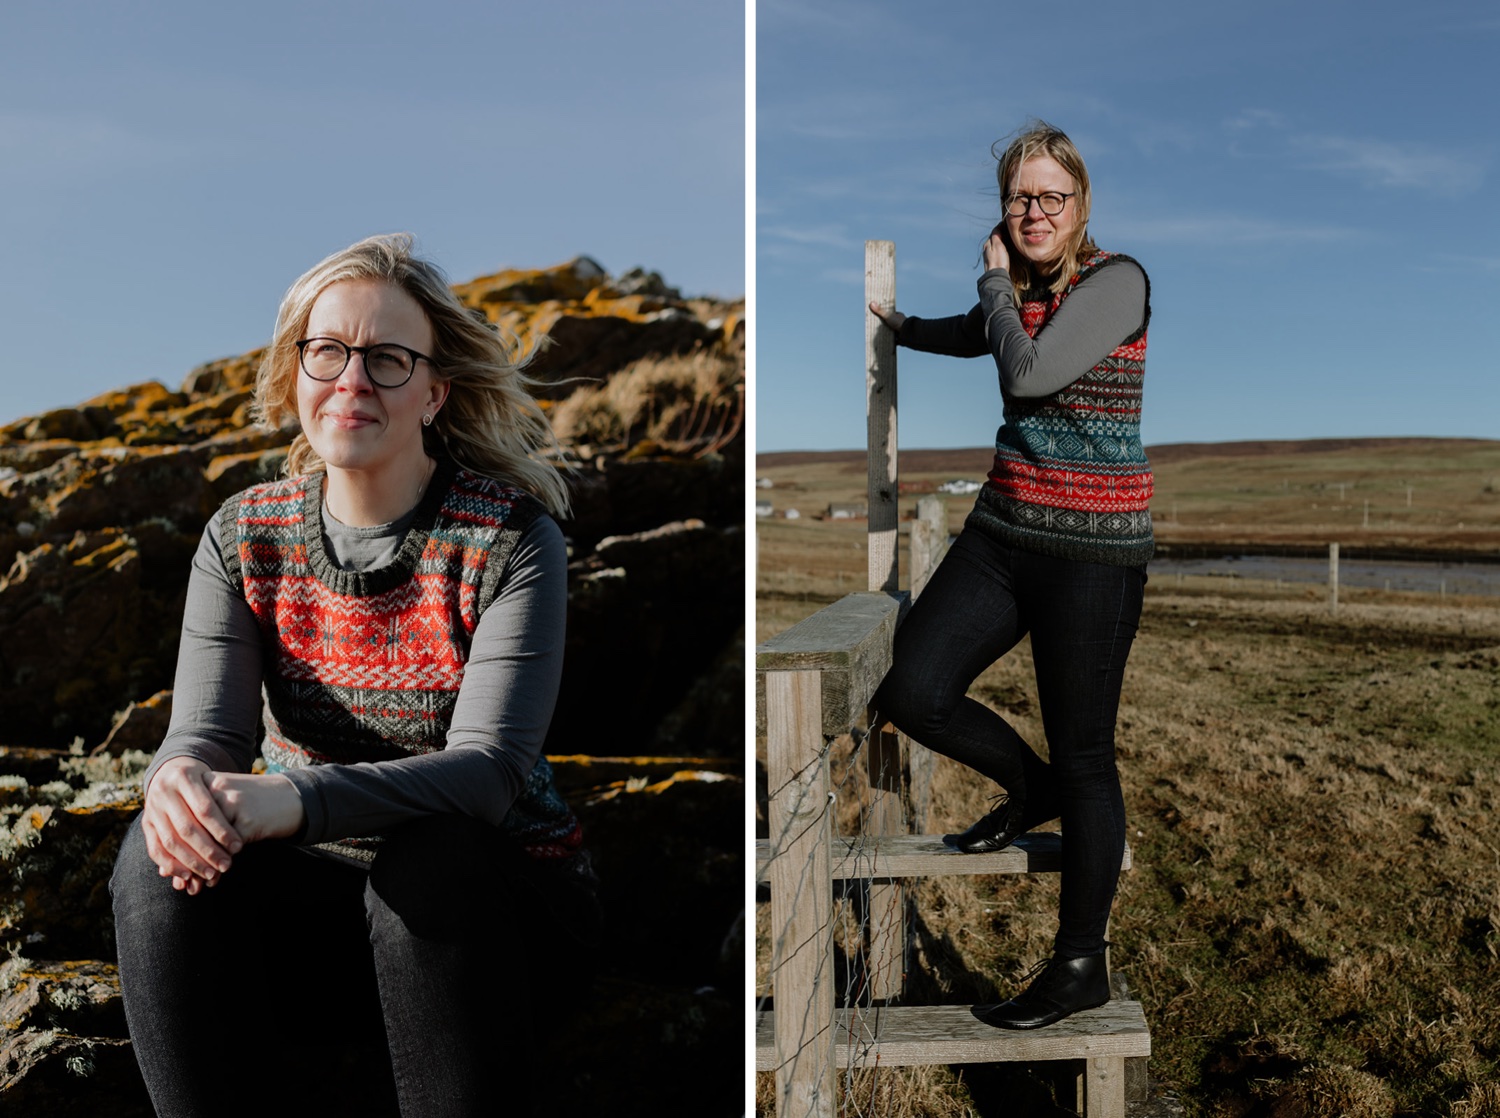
{"left": 218, "top": 460, "right": 589, "bottom": 871}
{"left": 970, "top": 250, "right": 1155, "bottom": 566}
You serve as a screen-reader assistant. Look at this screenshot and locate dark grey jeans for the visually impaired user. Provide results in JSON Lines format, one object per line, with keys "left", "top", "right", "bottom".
{"left": 111, "top": 813, "right": 600, "bottom": 1118}
{"left": 875, "top": 528, "right": 1145, "bottom": 958}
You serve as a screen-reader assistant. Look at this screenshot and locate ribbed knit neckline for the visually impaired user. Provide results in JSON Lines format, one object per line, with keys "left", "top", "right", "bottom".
{"left": 301, "top": 457, "right": 459, "bottom": 597}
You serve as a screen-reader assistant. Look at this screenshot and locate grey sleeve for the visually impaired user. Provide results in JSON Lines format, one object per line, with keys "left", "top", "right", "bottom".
{"left": 283, "top": 515, "right": 568, "bottom": 842}
{"left": 976, "top": 261, "right": 1148, "bottom": 398}
{"left": 142, "top": 512, "right": 264, "bottom": 795}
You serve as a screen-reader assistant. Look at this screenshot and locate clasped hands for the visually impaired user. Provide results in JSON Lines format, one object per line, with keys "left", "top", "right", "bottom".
{"left": 141, "top": 757, "right": 305, "bottom": 895}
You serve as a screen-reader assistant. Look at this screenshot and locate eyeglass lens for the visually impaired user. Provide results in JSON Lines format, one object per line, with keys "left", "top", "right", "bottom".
{"left": 301, "top": 340, "right": 415, "bottom": 387}
{"left": 1006, "top": 193, "right": 1068, "bottom": 217}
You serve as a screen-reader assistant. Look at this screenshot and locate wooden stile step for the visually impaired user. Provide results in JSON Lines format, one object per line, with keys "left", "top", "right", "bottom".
{"left": 755, "top": 831, "right": 1132, "bottom": 885}
{"left": 754, "top": 999, "right": 1150, "bottom": 1071}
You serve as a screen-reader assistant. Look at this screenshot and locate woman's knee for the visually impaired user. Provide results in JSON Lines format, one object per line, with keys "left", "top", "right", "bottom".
{"left": 875, "top": 669, "right": 956, "bottom": 739}
{"left": 110, "top": 816, "right": 168, "bottom": 917}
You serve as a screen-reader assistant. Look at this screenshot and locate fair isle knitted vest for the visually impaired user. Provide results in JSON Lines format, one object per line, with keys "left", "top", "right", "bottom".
{"left": 967, "top": 250, "right": 1154, "bottom": 566}
{"left": 218, "top": 460, "right": 588, "bottom": 870}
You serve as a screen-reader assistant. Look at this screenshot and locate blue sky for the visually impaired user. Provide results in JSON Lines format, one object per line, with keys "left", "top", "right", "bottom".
{"left": 0, "top": 0, "right": 744, "bottom": 426}
{"left": 757, "top": 0, "right": 1500, "bottom": 451}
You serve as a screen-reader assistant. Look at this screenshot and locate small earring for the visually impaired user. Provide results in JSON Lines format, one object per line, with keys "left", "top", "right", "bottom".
{"left": 422, "top": 414, "right": 433, "bottom": 427}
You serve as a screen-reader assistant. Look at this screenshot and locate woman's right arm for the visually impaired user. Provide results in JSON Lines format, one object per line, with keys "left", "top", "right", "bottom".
{"left": 140, "top": 513, "right": 264, "bottom": 892}
{"left": 869, "top": 301, "right": 991, "bottom": 358}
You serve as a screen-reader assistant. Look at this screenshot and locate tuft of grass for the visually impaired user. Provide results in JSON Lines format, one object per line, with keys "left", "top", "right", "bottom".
{"left": 550, "top": 349, "right": 742, "bottom": 456}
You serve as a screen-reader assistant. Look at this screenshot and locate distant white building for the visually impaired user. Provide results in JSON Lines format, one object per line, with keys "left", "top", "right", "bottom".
{"left": 755, "top": 500, "right": 773, "bottom": 517}
{"left": 939, "top": 479, "right": 982, "bottom": 495}
{"left": 785, "top": 508, "right": 801, "bottom": 520}
{"left": 756, "top": 477, "right": 774, "bottom": 488}
{"left": 827, "top": 502, "right": 868, "bottom": 520}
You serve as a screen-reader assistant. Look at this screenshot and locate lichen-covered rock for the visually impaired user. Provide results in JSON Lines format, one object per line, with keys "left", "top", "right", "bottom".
{"left": 0, "top": 258, "right": 740, "bottom": 756}
{"left": 0, "top": 956, "right": 147, "bottom": 1115}
{"left": 0, "top": 525, "right": 196, "bottom": 748}
{"left": 94, "top": 692, "right": 173, "bottom": 758}
{"left": 1, "top": 788, "right": 143, "bottom": 959}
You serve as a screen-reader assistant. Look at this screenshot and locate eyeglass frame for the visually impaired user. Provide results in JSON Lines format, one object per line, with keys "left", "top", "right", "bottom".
{"left": 294, "top": 337, "right": 438, "bottom": 388}
{"left": 1003, "top": 191, "right": 1075, "bottom": 218}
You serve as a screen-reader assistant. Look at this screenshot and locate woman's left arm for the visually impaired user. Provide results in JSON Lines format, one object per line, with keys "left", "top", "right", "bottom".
{"left": 978, "top": 260, "right": 1148, "bottom": 398}
{"left": 279, "top": 517, "right": 568, "bottom": 842}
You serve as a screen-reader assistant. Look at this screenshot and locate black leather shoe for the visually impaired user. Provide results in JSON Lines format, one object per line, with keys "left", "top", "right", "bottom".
{"left": 973, "top": 953, "right": 1110, "bottom": 1030}
{"left": 943, "top": 796, "right": 1029, "bottom": 853}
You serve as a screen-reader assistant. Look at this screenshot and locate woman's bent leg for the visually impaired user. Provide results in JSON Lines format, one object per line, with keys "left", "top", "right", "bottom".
{"left": 875, "top": 530, "right": 1051, "bottom": 802}
{"left": 111, "top": 818, "right": 378, "bottom": 1118}
{"left": 365, "top": 815, "right": 601, "bottom": 1118}
{"left": 1020, "top": 555, "right": 1145, "bottom": 959}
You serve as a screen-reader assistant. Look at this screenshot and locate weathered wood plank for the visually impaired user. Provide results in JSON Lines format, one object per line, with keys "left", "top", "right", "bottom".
{"left": 866, "top": 239, "right": 898, "bottom": 593}
{"left": 756, "top": 832, "right": 1134, "bottom": 883}
{"left": 1082, "top": 1056, "right": 1128, "bottom": 1118}
{"left": 765, "top": 670, "right": 836, "bottom": 1118}
{"left": 902, "top": 494, "right": 948, "bottom": 831}
{"left": 755, "top": 1000, "right": 1150, "bottom": 1071}
{"left": 863, "top": 718, "right": 906, "bottom": 1000}
{"left": 755, "top": 591, "right": 905, "bottom": 737}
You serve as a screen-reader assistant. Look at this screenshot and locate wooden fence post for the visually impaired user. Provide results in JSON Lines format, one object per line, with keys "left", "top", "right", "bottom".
{"left": 766, "top": 670, "right": 836, "bottom": 1117}
{"left": 1328, "top": 542, "right": 1339, "bottom": 615}
{"left": 904, "top": 494, "right": 948, "bottom": 830}
{"left": 862, "top": 239, "right": 905, "bottom": 1001}
{"left": 866, "top": 240, "right": 898, "bottom": 594}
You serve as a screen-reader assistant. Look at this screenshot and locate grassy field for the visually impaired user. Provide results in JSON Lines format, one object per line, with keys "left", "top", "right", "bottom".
{"left": 757, "top": 437, "right": 1500, "bottom": 557}
{"left": 755, "top": 440, "right": 1500, "bottom": 1118}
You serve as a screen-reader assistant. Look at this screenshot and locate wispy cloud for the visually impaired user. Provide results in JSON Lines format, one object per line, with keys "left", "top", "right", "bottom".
{"left": 1110, "top": 214, "right": 1364, "bottom": 245}
{"left": 759, "top": 223, "right": 861, "bottom": 250}
{"left": 1221, "top": 110, "right": 1488, "bottom": 195}
{"left": 1291, "top": 135, "right": 1485, "bottom": 194}
{"left": 1430, "top": 253, "right": 1500, "bottom": 271}
{"left": 1223, "top": 108, "right": 1285, "bottom": 131}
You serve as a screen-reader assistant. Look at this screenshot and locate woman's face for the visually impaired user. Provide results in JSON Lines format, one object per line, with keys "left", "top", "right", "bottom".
{"left": 296, "top": 278, "right": 446, "bottom": 474}
{"left": 1004, "top": 155, "right": 1078, "bottom": 270}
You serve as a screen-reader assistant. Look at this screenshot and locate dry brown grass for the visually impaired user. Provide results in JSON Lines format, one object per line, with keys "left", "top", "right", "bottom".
{"left": 551, "top": 349, "right": 742, "bottom": 455}
{"left": 755, "top": 454, "right": 1500, "bottom": 1116}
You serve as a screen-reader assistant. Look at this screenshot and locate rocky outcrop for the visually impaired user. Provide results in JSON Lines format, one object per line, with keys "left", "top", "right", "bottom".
{"left": 0, "top": 258, "right": 744, "bottom": 1114}
{"left": 0, "top": 256, "right": 743, "bottom": 753}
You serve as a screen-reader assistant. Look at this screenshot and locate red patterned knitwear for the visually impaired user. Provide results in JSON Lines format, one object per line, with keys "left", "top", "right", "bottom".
{"left": 218, "top": 462, "right": 589, "bottom": 872}
{"left": 967, "top": 251, "right": 1154, "bottom": 566}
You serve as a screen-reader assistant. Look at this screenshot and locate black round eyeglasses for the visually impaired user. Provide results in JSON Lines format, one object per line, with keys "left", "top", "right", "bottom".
{"left": 296, "top": 338, "right": 437, "bottom": 388}
{"left": 1004, "top": 192, "right": 1075, "bottom": 218}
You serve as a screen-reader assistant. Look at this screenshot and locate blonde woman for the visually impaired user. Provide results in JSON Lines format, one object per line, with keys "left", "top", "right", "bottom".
{"left": 112, "top": 234, "right": 597, "bottom": 1116}
{"left": 871, "top": 123, "right": 1151, "bottom": 1030}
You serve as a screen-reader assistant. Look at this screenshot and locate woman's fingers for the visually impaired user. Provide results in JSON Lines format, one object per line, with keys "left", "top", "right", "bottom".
{"left": 868, "top": 301, "right": 906, "bottom": 332}
{"left": 141, "top": 814, "right": 213, "bottom": 893}
{"left": 173, "top": 769, "right": 243, "bottom": 856}
{"left": 142, "top": 758, "right": 242, "bottom": 886}
{"left": 983, "top": 229, "right": 1010, "bottom": 272}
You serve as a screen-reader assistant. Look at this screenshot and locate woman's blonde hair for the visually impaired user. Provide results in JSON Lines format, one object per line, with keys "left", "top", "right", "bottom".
{"left": 992, "top": 121, "right": 1100, "bottom": 298}
{"left": 255, "top": 233, "right": 571, "bottom": 517}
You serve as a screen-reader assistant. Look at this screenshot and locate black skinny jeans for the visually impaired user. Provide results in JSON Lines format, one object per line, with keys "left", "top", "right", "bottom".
{"left": 875, "top": 528, "right": 1145, "bottom": 959}
{"left": 111, "top": 813, "right": 601, "bottom": 1118}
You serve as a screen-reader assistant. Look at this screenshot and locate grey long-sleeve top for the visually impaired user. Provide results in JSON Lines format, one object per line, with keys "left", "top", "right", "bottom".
{"left": 897, "top": 261, "right": 1148, "bottom": 394}
{"left": 142, "top": 504, "right": 567, "bottom": 845}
